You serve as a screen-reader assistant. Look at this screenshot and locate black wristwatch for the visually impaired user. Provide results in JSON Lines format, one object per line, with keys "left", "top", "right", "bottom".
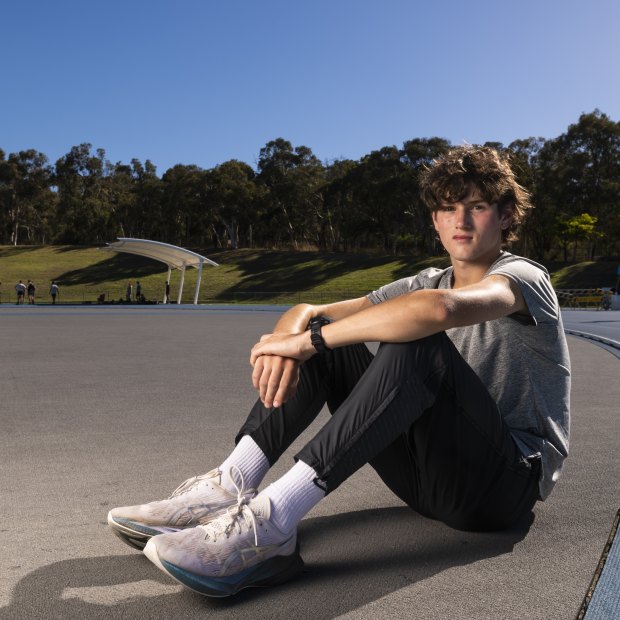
{"left": 309, "top": 317, "right": 331, "bottom": 354}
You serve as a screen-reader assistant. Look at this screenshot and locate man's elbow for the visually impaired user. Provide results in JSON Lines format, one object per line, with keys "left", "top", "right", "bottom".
{"left": 408, "top": 291, "right": 454, "bottom": 329}
{"left": 432, "top": 294, "right": 455, "bottom": 327}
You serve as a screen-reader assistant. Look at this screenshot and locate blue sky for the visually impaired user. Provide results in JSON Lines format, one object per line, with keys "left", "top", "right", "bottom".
{"left": 1, "top": 0, "right": 618, "bottom": 174}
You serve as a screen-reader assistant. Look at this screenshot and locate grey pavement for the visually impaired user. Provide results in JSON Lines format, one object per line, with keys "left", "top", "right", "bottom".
{"left": 0, "top": 306, "right": 619, "bottom": 619}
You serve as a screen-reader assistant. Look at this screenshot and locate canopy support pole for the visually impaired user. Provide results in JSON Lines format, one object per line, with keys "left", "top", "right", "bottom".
{"left": 177, "top": 265, "right": 186, "bottom": 304}
{"left": 165, "top": 266, "right": 172, "bottom": 303}
{"left": 194, "top": 258, "right": 204, "bottom": 305}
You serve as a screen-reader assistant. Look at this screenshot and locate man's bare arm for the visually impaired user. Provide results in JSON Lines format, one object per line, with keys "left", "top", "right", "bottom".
{"left": 321, "top": 275, "right": 526, "bottom": 348}
{"left": 251, "top": 275, "right": 526, "bottom": 363}
{"left": 270, "top": 297, "right": 374, "bottom": 335}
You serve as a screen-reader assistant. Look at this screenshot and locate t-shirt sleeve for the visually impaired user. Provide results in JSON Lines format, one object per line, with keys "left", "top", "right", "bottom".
{"left": 490, "top": 259, "right": 559, "bottom": 325}
{"left": 366, "top": 267, "right": 446, "bottom": 304}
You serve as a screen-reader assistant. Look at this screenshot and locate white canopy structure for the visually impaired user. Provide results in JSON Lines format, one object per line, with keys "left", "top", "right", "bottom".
{"left": 101, "top": 238, "right": 218, "bottom": 304}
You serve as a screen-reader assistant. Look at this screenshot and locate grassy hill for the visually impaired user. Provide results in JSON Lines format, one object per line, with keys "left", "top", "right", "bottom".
{"left": 0, "top": 245, "right": 617, "bottom": 305}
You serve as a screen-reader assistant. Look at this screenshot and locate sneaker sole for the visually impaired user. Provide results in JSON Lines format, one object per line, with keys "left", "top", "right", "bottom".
{"left": 107, "top": 514, "right": 182, "bottom": 550}
{"left": 145, "top": 542, "right": 304, "bottom": 597}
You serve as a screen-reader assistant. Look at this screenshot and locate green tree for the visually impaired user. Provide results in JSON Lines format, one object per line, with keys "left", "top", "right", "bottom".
{"left": 551, "top": 110, "right": 620, "bottom": 256}
{"left": 257, "top": 138, "right": 325, "bottom": 248}
{"left": 54, "top": 144, "right": 113, "bottom": 243}
{"left": 207, "top": 160, "right": 259, "bottom": 249}
{"left": 506, "top": 137, "right": 547, "bottom": 258}
{"left": 0, "top": 149, "right": 55, "bottom": 245}
{"left": 557, "top": 213, "right": 600, "bottom": 262}
{"left": 321, "top": 158, "right": 359, "bottom": 251}
{"left": 106, "top": 159, "right": 163, "bottom": 241}
{"left": 400, "top": 137, "right": 451, "bottom": 255}
{"left": 160, "top": 164, "right": 211, "bottom": 245}
{"left": 354, "top": 146, "right": 411, "bottom": 252}
{"left": 129, "top": 159, "right": 163, "bottom": 239}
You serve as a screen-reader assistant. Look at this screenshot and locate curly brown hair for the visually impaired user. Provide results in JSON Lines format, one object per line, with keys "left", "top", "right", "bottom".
{"left": 419, "top": 146, "right": 533, "bottom": 243}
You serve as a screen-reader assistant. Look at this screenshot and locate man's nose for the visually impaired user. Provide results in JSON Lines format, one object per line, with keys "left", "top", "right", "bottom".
{"left": 455, "top": 208, "right": 472, "bottom": 228}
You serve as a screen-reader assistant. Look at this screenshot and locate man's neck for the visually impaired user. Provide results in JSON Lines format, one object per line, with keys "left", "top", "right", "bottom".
{"left": 450, "top": 250, "right": 504, "bottom": 289}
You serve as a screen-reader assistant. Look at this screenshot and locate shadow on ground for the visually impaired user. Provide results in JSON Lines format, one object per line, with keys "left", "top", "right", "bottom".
{"left": 2, "top": 507, "right": 534, "bottom": 620}
{"left": 53, "top": 254, "right": 164, "bottom": 285}
{"left": 212, "top": 250, "right": 448, "bottom": 300}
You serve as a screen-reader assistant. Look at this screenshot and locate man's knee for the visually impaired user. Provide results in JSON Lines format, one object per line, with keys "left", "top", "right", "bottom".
{"left": 374, "top": 333, "right": 452, "bottom": 370}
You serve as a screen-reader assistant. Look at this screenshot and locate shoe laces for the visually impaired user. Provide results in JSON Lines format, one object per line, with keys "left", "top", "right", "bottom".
{"left": 202, "top": 466, "right": 260, "bottom": 546}
{"left": 169, "top": 470, "right": 217, "bottom": 498}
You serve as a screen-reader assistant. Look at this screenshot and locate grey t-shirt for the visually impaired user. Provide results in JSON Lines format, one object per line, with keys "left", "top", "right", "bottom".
{"left": 367, "top": 251, "right": 571, "bottom": 500}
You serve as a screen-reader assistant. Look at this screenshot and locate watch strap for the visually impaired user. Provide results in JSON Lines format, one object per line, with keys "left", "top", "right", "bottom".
{"left": 309, "top": 317, "right": 331, "bottom": 353}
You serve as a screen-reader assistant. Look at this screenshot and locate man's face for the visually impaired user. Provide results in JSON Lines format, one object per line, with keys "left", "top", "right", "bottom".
{"left": 431, "top": 184, "right": 512, "bottom": 265}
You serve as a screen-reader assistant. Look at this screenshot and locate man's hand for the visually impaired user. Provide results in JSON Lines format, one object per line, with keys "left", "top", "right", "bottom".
{"left": 251, "top": 353, "right": 300, "bottom": 409}
{"left": 248, "top": 297, "right": 371, "bottom": 408}
{"left": 250, "top": 332, "right": 315, "bottom": 408}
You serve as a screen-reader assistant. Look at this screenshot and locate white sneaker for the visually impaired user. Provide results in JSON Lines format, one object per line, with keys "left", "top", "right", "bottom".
{"left": 107, "top": 468, "right": 256, "bottom": 550}
{"left": 143, "top": 494, "right": 303, "bottom": 597}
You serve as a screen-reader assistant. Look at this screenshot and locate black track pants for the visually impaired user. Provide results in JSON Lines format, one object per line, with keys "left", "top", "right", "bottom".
{"left": 236, "top": 333, "right": 540, "bottom": 531}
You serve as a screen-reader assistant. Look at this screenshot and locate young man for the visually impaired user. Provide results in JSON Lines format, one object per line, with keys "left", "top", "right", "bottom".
{"left": 108, "top": 146, "right": 570, "bottom": 597}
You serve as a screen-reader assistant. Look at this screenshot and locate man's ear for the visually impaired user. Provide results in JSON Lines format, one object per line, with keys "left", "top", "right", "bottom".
{"left": 431, "top": 210, "right": 439, "bottom": 231}
{"left": 500, "top": 204, "right": 515, "bottom": 229}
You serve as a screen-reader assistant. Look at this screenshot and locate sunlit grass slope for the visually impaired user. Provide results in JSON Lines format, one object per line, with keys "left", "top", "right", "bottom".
{"left": 0, "top": 245, "right": 615, "bottom": 304}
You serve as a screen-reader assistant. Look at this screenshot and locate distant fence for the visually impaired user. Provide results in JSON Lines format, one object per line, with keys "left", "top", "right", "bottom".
{"left": 555, "top": 289, "right": 615, "bottom": 309}
{"left": 0, "top": 288, "right": 369, "bottom": 306}
{"left": 0, "top": 287, "right": 616, "bottom": 309}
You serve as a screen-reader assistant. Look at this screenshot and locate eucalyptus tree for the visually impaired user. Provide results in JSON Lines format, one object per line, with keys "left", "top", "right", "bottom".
{"left": 257, "top": 138, "right": 325, "bottom": 248}
{"left": 400, "top": 137, "right": 451, "bottom": 254}
{"left": 206, "top": 159, "right": 260, "bottom": 249}
{"left": 108, "top": 162, "right": 135, "bottom": 238}
{"left": 552, "top": 110, "right": 620, "bottom": 256}
{"left": 160, "top": 164, "right": 211, "bottom": 245}
{"left": 525, "top": 111, "right": 620, "bottom": 260}
{"left": 351, "top": 146, "right": 412, "bottom": 252}
{"left": 54, "top": 144, "right": 113, "bottom": 243}
{"left": 505, "top": 137, "right": 546, "bottom": 258}
{"left": 106, "top": 159, "right": 163, "bottom": 240}
{"left": 0, "top": 149, "right": 55, "bottom": 245}
{"left": 321, "top": 158, "right": 359, "bottom": 251}
{"left": 129, "top": 159, "right": 163, "bottom": 240}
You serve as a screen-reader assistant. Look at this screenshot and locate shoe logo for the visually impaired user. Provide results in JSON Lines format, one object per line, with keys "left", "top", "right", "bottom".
{"left": 170, "top": 501, "right": 234, "bottom": 527}
{"left": 220, "top": 543, "right": 281, "bottom": 574}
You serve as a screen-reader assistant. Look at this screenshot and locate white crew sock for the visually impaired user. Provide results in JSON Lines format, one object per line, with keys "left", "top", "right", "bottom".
{"left": 219, "top": 435, "right": 270, "bottom": 494}
{"left": 260, "top": 460, "right": 326, "bottom": 534}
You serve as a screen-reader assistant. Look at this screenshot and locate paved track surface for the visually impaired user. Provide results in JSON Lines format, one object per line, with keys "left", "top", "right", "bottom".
{"left": 1, "top": 306, "right": 618, "bottom": 619}
{"left": 562, "top": 310, "right": 619, "bottom": 344}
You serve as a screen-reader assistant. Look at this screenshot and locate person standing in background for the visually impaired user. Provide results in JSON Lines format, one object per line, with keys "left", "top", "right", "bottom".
{"left": 15, "top": 280, "right": 26, "bottom": 304}
{"left": 27, "top": 280, "right": 36, "bottom": 304}
{"left": 49, "top": 281, "right": 59, "bottom": 304}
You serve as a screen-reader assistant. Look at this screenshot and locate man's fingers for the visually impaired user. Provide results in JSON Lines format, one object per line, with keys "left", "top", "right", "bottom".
{"left": 262, "top": 361, "right": 285, "bottom": 408}
{"left": 252, "top": 356, "right": 300, "bottom": 408}
{"left": 273, "top": 362, "right": 299, "bottom": 408}
{"left": 251, "top": 355, "right": 265, "bottom": 390}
